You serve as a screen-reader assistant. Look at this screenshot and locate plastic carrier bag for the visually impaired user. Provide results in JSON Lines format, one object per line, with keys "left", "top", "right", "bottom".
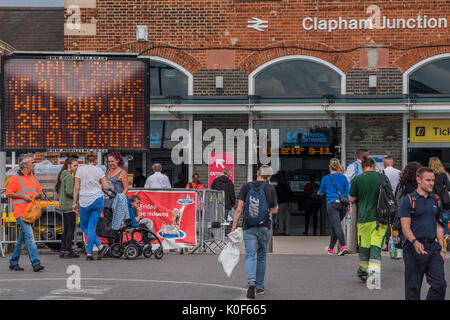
{"left": 218, "top": 227, "right": 243, "bottom": 277}
{"left": 23, "top": 195, "right": 42, "bottom": 224}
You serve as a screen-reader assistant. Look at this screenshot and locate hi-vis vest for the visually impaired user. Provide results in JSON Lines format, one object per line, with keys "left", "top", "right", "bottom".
{"left": 10, "top": 173, "right": 39, "bottom": 219}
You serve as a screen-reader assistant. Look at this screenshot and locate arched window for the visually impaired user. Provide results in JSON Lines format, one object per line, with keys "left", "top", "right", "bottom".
{"left": 149, "top": 57, "right": 192, "bottom": 96}
{"left": 406, "top": 55, "right": 450, "bottom": 94}
{"left": 249, "top": 56, "right": 345, "bottom": 96}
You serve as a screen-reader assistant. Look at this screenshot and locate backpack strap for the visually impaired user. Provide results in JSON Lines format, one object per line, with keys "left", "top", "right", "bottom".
{"left": 352, "top": 161, "right": 360, "bottom": 176}
{"left": 430, "top": 193, "right": 445, "bottom": 228}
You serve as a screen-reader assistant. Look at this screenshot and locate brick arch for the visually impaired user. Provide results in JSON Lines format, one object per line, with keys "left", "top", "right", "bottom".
{"left": 240, "top": 40, "right": 354, "bottom": 75}
{"left": 106, "top": 41, "right": 202, "bottom": 74}
{"left": 394, "top": 38, "right": 450, "bottom": 73}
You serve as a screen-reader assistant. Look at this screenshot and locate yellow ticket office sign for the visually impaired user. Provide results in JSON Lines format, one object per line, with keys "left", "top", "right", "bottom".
{"left": 409, "top": 120, "right": 450, "bottom": 143}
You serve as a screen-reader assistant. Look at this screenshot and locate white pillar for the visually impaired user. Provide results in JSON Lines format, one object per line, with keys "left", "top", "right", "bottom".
{"left": 0, "top": 152, "right": 5, "bottom": 187}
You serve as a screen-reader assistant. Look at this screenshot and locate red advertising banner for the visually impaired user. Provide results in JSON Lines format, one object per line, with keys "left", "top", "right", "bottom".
{"left": 127, "top": 190, "right": 198, "bottom": 248}
{"left": 208, "top": 152, "right": 234, "bottom": 189}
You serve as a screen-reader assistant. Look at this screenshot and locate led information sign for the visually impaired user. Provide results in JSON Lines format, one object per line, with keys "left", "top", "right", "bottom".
{"left": 1, "top": 54, "right": 149, "bottom": 151}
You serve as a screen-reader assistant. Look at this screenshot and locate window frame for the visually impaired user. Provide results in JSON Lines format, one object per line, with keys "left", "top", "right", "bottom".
{"left": 248, "top": 55, "right": 346, "bottom": 96}
{"left": 402, "top": 53, "right": 450, "bottom": 94}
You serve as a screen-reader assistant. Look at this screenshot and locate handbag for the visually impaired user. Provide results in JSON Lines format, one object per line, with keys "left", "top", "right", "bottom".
{"left": 23, "top": 195, "right": 42, "bottom": 224}
{"left": 328, "top": 174, "right": 350, "bottom": 208}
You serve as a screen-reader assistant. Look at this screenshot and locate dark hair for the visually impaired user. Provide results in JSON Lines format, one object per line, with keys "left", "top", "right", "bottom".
{"left": 399, "top": 161, "right": 422, "bottom": 185}
{"left": 192, "top": 173, "right": 202, "bottom": 185}
{"left": 357, "top": 148, "right": 369, "bottom": 159}
{"left": 361, "top": 157, "right": 375, "bottom": 168}
{"left": 107, "top": 151, "right": 125, "bottom": 168}
{"left": 55, "top": 158, "right": 78, "bottom": 193}
{"left": 416, "top": 167, "right": 434, "bottom": 179}
{"left": 130, "top": 194, "right": 140, "bottom": 203}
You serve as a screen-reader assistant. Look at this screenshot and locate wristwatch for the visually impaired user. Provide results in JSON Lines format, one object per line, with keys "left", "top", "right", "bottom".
{"left": 411, "top": 238, "right": 417, "bottom": 245}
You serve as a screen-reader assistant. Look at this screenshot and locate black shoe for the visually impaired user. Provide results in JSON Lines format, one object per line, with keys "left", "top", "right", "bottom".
{"left": 33, "top": 264, "right": 44, "bottom": 272}
{"left": 357, "top": 267, "right": 368, "bottom": 282}
{"left": 97, "top": 246, "right": 109, "bottom": 260}
{"left": 64, "top": 251, "right": 80, "bottom": 259}
{"left": 247, "top": 282, "right": 256, "bottom": 299}
{"left": 86, "top": 255, "right": 95, "bottom": 261}
{"left": 256, "top": 288, "right": 265, "bottom": 295}
{"left": 9, "top": 264, "right": 24, "bottom": 271}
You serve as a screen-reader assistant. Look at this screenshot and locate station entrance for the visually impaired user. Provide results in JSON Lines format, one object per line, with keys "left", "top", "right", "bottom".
{"left": 252, "top": 119, "right": 342, "bottom": 236}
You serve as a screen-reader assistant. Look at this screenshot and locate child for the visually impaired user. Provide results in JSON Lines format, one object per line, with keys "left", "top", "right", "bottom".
{"left": 129, "top": 194, "right": 154, "bottom": 234}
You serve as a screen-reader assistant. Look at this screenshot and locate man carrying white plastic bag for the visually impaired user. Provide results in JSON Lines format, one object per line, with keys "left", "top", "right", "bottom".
{"left": 230, "top": 165, "right": 278, "bottom": 299}
{"left": 218, "top": 227, "right": 243, "bottom": 277}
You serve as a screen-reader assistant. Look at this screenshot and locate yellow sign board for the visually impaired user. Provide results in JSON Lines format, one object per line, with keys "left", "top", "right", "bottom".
{"left": 409, "top": 120, "right": 450, "bottom": 143}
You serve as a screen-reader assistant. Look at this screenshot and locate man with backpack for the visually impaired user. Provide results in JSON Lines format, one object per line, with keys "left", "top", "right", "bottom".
{"left": 231, "top": 165, "right": 278, "bottom": 299}
{"left": 349, "top": 158, "right": 393, "bottom": 289}
{"left": 398, "top": 167, "right": 446, "bottom": 300}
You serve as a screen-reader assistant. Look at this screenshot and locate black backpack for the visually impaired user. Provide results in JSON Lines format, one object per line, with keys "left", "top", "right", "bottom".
{"left": 376, "top": 172, "right": 398, "bottom": 227}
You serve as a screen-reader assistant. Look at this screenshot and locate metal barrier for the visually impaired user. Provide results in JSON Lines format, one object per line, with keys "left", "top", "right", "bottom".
{"left": 0, "top": 187, "right": 227, "bottom": 257}
{"left": 0, "top": 188, "right": 83, "bottom": 257}
{"left": 190, "top": 189, "right": 227, "bottom": 254}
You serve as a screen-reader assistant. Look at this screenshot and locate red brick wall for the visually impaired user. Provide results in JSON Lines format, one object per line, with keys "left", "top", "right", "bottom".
{"left": 64, "top": 0, "right": 450, "bottom": 74}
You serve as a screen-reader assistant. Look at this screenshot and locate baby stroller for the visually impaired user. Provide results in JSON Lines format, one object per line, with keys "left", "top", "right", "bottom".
{"left": 109, "top": 219, "right": 164, "bottom": 260}
{"left": 98, "top": 192, "right": 164, "bottom": 260}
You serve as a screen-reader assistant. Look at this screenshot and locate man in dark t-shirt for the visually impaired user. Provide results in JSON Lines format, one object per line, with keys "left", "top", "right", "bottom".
{"left": 231, "top": 165, "right": 278, "bottom": 299}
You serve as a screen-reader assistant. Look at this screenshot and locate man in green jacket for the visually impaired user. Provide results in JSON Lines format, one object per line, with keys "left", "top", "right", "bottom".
{"left": 56, "top": 159, "right": 79, "bottom": 258}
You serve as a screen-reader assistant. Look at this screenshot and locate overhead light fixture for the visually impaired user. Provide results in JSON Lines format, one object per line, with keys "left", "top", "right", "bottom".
{"left": 350, "top": 128, "right": 365, "bottom": 141}
{"left": 136, "top": 25, "right": 148, "bottom": 42}
{"left": 383, "top": 127, "right": 398, "bottom": 141}
{"left": 369, "top": 75, "right": 377, "bottom": 88}
{"left": 215, "top": 76, "right": 224, "bottom": 89}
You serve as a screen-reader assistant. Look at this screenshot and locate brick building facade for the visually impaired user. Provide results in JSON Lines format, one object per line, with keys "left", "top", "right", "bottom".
{"left": 1, "top": 1, "right": 449, "bottom": 235}
{"left": 63, "top": 0, "right": 449, "bottom": 236}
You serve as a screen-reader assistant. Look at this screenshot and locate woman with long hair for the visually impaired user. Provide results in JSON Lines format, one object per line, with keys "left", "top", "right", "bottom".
{"left": 428, "top": 157, "right": 450, "bottom": 239}
{"left": 56, "top": 158, "right": 79, "bottom": 258}
{"left": 396, "top": 161, "right": 423, "bottom": 197}
{"left": 318, "top": 158, "right": 350, "bottom": 255}
{"left": 103, "top": 152, "right": 129, "bottom": 247}
{"left": 73, "top": 151, "right": 109, "bottom": 260}
{"left": 186, "top": 173, "right": 204, "bottom": 190}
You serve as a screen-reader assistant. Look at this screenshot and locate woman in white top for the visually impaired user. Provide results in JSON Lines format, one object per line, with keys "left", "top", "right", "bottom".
{"left": 73, "top": 152, "right": 109, "bottom": 260}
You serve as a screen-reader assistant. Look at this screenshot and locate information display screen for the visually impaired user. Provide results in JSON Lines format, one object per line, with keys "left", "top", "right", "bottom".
{"left": 1, "top": 54, "right": 149, "bottom": 151}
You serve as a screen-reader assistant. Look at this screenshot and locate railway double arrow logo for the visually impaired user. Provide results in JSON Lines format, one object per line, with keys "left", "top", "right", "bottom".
{"left": 248, "top": 17, "right": 268, "bottom": 32}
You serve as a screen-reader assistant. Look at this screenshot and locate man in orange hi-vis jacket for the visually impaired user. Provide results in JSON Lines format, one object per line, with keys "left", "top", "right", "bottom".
{"left": 6, "top": 153, "right": 44, "bottom": 272}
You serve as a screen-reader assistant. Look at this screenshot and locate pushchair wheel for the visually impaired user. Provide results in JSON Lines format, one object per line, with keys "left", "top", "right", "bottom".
{"left": 124, "top": 243, "right": 139, "bottom": 260}
{"left": 154, "top": 247, "right": 164, "bottom": 259}
{"left": 143, "top": 244, "right": 153, "bottom": 258}
{"left": 110, "top": 243, "right": 123, "bottom": 259}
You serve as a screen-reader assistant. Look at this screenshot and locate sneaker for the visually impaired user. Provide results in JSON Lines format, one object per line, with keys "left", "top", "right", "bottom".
{"left": 338, "top": 246, "right": 350, "bottom": 256}
{"left": 247, "top": 282, "right": 256, "bottom": 299}
{"left": 256, "top": 288, "right": 265, "bottom": 295}
{"left": 327, "top": 248, "right": 334, "bottom": 255}
{"left": 32, "top": 264, "right": 44, "bottom": 272}
{"left": 9, "top": 264, "right": 24, "bottom": 271}
{"left": 357, "top": 267, "right": 368, "bottom": 281}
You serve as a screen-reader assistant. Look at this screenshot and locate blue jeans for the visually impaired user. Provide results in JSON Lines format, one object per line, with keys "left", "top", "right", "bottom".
{"left": 10, "top": 216, "right": 41, "bottom": 267}
{"left": 79, "top": 197, "right": 104, "bottom": 254}
{"left": 443, "top": 211, "right": 450, "bottom": 236}
{"left": 244, "top": 226, "right": 270, "bottom": 290}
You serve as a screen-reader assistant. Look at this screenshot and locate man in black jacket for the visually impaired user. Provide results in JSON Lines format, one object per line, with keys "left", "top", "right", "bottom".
{"left": 211, "top": 168, "right": 236, "bottom": 223}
